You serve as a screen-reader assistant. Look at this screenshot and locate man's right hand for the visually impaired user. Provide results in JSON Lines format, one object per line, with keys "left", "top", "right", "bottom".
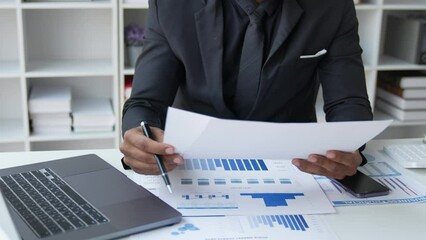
{"left": 119, "top": 126, "right": 184, "bottom": 175}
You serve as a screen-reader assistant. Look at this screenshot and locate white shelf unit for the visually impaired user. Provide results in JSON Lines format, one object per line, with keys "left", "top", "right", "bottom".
{"left": 118, "top": 0, "right": 148, "bottom": 124}
{"left": 318, "top": 0, "right": 426, "bottom": 139}
{"left": 0, "top": 1, "right": 119, "bottom": 152}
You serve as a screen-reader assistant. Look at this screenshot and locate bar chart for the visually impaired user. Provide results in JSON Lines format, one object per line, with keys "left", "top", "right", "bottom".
{"left": 316, "top": 160, "right": 426, "bottom": 206}
{"left": 180, "top": 158, "right": 269, "bottom": 171}
{"left": 240, "top": 193, "right": 305, "bottom": 207}
{"left": 159, "top": 160, "right": 336, "bottom": 215}
{"left": 247, "top": 214, "right": 309, "bottom": 231}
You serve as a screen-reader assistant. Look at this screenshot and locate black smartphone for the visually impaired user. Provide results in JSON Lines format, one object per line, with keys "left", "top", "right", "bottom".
{"left": 330, "top": 170, "right": 390, "bottom": 198}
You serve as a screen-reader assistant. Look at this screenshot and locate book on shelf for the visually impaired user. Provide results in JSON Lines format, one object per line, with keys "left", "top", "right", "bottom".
{"left": 376, "top": 88, "right": 426, "bottom": 110}
{"left": 375, "top": 98, "right": 426, "bottom": 121}
{"left": 377, "top": 79, "right": 426, "bottom": 99}
{"left": 72, "top": 98, "right": 115, "bottom": 129}
{"left": 378, "top": 71, "right": 426, "bottom": 88}
{"left": 29, "top": 84, "right": 72, "bottom": 114}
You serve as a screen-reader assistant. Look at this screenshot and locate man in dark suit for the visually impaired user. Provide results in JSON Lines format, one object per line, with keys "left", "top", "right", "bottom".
{"left": 120, "top": 0, "right": 373, "bottom": 179}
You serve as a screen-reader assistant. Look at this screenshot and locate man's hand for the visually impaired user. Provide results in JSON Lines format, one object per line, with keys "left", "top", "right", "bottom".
{"left": 119, "top": 126, "right": 184, "bottom": 175}
{"left": 291, "top": 150, "right": 363, "bottom": 179}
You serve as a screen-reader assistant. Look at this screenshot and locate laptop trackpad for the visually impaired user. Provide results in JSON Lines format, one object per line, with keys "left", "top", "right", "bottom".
{"left": 63, "top": 168, "right": 151, "bottom": 207}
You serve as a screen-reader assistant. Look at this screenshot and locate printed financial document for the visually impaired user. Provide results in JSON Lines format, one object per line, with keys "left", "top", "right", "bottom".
{"left": 130, "top": 214, "right": 339, "bottom": 240}
{"left": 157, "top": 160, "right": 335, "bottom": 216}
{"left": 164, "top": 107, "right": 392, "bottom": 160}
{"left": 316, "top": 148, "right": 426, "bottom": 206}
{"left": 129, "top": 173, "right": 339, "bottom": 240}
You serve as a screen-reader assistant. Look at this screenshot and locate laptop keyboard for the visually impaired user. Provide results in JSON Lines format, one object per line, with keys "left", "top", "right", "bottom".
{"left": 383, "top": 143, "right": 426, "bottom": 168}
{"left": 0, "top": 168, "right": 109, "bottom": 238}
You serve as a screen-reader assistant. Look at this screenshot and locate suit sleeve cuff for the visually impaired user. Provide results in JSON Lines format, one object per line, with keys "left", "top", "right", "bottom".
{"left": 358, "top": 144, "right": 368, "bottom": 166}
{"left": 121, "top": 157, "right": 132, "bottom": 170}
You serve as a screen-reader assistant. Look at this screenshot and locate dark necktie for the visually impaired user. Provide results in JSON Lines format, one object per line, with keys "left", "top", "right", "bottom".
{"left": 233, "top": 7, "right": 266, "bottom": 118}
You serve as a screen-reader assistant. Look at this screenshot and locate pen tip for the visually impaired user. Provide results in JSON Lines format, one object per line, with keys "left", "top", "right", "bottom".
{"left": 167, "top": 185, "right": 173, "bottom": 194}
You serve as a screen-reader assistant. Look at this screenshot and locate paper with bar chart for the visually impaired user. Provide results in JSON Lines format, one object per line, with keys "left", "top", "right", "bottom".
{"left": 158, "top": 159, "right": 335, "bottom": 216}
{"left": 130, "top": 214, "right": 338, "bottom": 240}
{"left": 316, "top": 148, "right": 426, "bottom": 206}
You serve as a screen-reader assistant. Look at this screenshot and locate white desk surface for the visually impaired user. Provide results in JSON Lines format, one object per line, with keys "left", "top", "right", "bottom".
{"left": 0, "top": 138, "right": 425, "bottom": 240}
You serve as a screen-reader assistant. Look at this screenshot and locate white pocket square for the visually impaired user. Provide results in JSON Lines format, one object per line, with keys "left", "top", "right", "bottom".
{"left": 300, "top": 49, "right": 327, "bottom": 59}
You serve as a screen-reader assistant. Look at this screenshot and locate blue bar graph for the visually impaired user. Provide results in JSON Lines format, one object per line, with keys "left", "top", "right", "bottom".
{"left": 207, "top": 159, "right": 215, "bottom": 170}
{"left": 214, "top": 159, "right": 222, "bottom": 167}
{"left": 182, "top": 159, "right": 268, "bottom": 172}
{"left": 243, "top": 159, "right": 253, "bottom": 170}
{"left": 222, "top": 159, "right": 230, "bottom": 171}
{"left": 229, "top": 159, "right": 238, "bottom": 170}
{"left": 248, "top": 215, "right": 309, "bottom": 231}
{"left": 214, "top": 179, "right": 226, "bottom": 185}
{"left": 198, "top": 179, "right": 209, "bottom": 186}
{"left": 279, "top": 178, "right": 292, "bottom": 184}
{"left": 258, "top": 160, "right": 268, "bottom": 171}
{"left": 193, "top": 159, "right": 200, "bottom": 170}
{"left": 247, "top": 179, "right": 259, "bottom": 184}
{"left": 185, "top": 159, "right": 193, "bottom": 170}
{"left": 250, "top": 159, "right": 261, "bottom": 171}
{"left": 231, "top": 179, "right": 242, "bottom": 184}
{"left": 200, "top": 159, "right": 208, "bottom": 170}
{"left": 240, "top": 193, "right": 305, "bottom": 207}
{"left": 236, "top": 159, "right": 245, "bottom": 171}
{"left": 263, "top": 178, "right": 275, "bottom": 184}
{"left": 181, "top": 178, "right": 193, "bottom": 185}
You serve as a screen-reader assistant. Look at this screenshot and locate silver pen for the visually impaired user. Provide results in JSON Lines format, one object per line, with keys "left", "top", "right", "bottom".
{"left": 140, "top": 121, "right": 173, "bottom": 193}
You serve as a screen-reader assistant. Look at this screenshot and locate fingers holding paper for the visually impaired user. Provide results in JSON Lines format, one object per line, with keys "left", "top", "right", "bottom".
{"left": 120, "top": 126, "right": 184, "bottom": 175}
{"left": 292, "top": 150, "right": 363, "bottom": 179}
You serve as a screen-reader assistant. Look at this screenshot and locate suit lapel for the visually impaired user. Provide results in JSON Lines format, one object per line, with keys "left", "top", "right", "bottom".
{"left": 195, "top": 0, "right": 235, "bottom": 118}
{"left": 266, "top": 0, "right": 304, "bottom": 63}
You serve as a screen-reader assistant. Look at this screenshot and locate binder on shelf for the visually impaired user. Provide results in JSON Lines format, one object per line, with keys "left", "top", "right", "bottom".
{"left": 375, "top": 98, "right": 426, "bottom": 121}
{"left": 376, "top": 88, "right": 426, "bottom": 110}
{"left": 384, "top": 14, "right": 426, "bottom": 65}
{"left": 378, "top": 71, "right": 426, "bottom": 88}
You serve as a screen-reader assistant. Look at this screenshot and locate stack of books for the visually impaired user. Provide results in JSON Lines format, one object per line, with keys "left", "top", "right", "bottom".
{"left": 375, "top": 71, "right": 426, "bottom": 121}
{"left": 72, "top": 99, "right": 115, "bottom": 133}
{"left": 28, "top": 84, "right": 72, "bottom": 134}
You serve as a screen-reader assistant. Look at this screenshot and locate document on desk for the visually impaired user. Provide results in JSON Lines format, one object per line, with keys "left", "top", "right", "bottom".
{"left": 316, "top": 148, "right": 426, "bottom": 206}
{"left": 130, "top": 214, "right": 339, "bottom": 240}
{"left": 129, "top": 173, "right": 339, "bottom": 240}
{"left": 158, "top": 160, "right": 335, "bottom": 215}
{"left": 164, "top": 107, "right": 392, "bottom": 160}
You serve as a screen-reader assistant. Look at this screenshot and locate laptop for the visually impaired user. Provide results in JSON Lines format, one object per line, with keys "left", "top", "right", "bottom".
{"left": 0, "top": 154, "right": 182, "bottom": 240}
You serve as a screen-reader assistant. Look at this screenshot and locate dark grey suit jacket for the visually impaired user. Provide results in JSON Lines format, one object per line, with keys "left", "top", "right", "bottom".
{"left": 122, "top": 0, "right": 373, "bottom": 133}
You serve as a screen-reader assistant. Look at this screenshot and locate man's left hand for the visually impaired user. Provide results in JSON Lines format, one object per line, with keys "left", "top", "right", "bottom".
{"left": 292, "top": 150, "right": 363, "bottom": 179}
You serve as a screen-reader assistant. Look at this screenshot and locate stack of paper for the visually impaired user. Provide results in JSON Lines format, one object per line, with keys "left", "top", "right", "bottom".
{"left": 28, "top": 84, "right": 72, "bottom": 134}
{"left": 72, "top": 99, "right": 115, "bottom": 133}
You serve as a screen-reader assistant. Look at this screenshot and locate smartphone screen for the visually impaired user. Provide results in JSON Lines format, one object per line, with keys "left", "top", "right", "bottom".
{"left": 331, "top": 170, "right": 390, "bottom": 198}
